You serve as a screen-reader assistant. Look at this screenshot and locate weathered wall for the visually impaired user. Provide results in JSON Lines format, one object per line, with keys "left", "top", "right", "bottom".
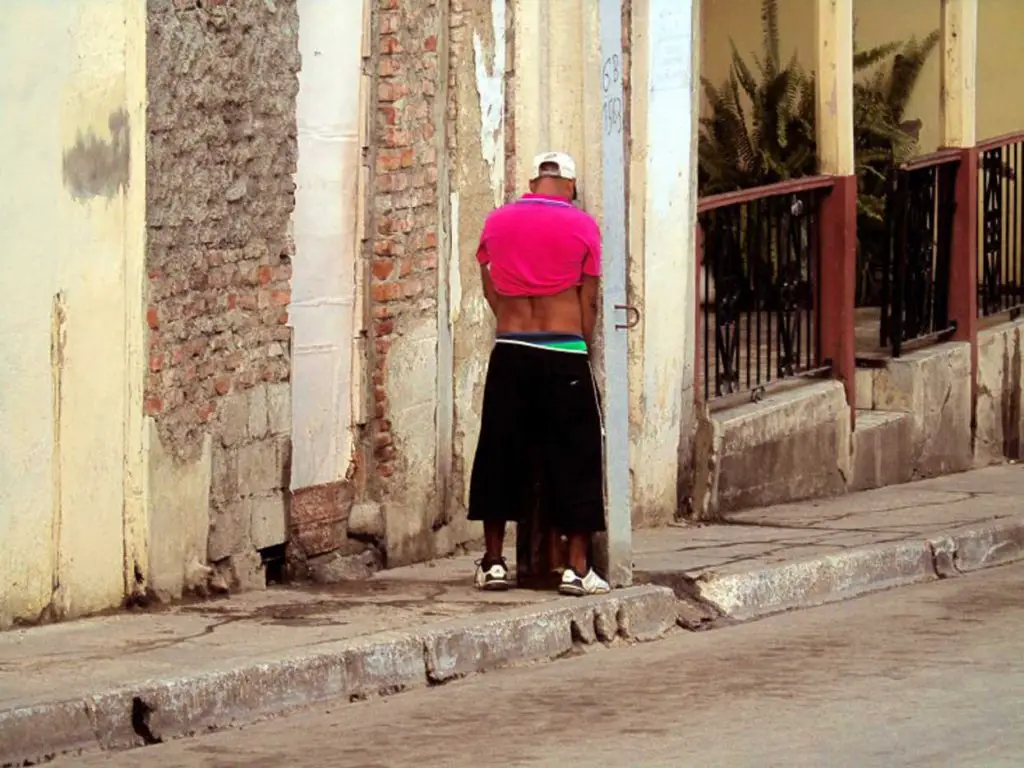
{"left": 975, "top": 320, "right": 1024, "bottom": 465}
{"left": 145, "top": 0, "right": 300, "bottom": 594}
{"left": 0, "top": 0, "right": 147, "bottom": 627}
{"left": 284, "top": 0, "right": 374, "bottom": 579}
{"left": 627, "top": 0, "right": 700, "bottom": 527}
{"left": 872, "top": 343, "right": 974, "bottom": 478}
{"left": 365, "top": 0, "right": 448, "bottom": 566}
{"left": 701, "top": 0, "right": 1024, "bottom": 152}
{"left": 445, "top": 0, "right": 506, "bottom": 548}
{"left": 693, "top": 382, "right": 852, "bottom": 517}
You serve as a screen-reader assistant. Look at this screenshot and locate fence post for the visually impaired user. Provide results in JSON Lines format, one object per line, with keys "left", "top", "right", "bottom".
{"left": 814, "top": 0, "right": 857, "bottom": 422}
{"left": 940, "top": 0, "right": 979, "bottom": 414}
{"left": 818, "top": 178, "right": 858, "bottom": 419}
{"left": 948, "top": 149, "right": 979, "bottom": 390}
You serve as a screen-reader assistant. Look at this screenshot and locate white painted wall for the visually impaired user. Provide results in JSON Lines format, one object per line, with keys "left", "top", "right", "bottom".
{"left": 290, "top": 0, "right": 365, "bottom": 490}
{"left": 0, "top": 0, "right": 146, "bottom": 627}
{"left": 628, "top": 0, "right": 699, "bottom": 525}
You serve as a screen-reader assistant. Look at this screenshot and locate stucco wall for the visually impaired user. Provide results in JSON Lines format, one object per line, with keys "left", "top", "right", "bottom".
{"left": 0, "top": 0, "right": 146, "bottom": 627}
{"left": 701, "top": 0, "right": 1023, "bottom": 153}
{"left": 445, "top": 0, "right": 506, "bottom": 549}
{"left": 628, "top": 0, "right": 700, "bottom": 526}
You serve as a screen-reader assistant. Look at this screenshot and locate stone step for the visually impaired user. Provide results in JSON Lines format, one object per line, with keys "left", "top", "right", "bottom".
{"left": 851, "top": 409, "right": 913, "bottom": 492}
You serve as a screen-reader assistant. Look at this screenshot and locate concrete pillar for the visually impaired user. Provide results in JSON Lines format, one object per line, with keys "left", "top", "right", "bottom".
{"left": 814, "top": 0, "right": 857, "bottom": 416}
{"left": 123, "top": 0, "right": 150, "bottom": 604}
{"left": 814, "top": 0, "right": 855, "bottom": 177}
{"left": 940, "top": 0, "right": 978, "bottom": 150}
{"left": 627, "top": 0, "right": 699, "bottom": 527}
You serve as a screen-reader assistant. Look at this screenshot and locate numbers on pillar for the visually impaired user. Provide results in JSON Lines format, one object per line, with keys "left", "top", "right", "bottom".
{"left": 601, "top": 54, "right": 623, "bottom": 137}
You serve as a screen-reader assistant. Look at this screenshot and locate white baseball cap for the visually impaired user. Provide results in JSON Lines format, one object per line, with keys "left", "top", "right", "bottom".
{"left": 531, "top": 151, "right": 577, "bottom": 181}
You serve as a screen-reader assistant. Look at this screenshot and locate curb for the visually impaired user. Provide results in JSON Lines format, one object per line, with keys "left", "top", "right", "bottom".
{"left": 0, "top": 586, "right": 677, "bottom": 767}
{"left": 641, "top": 517, "right": 1024, "bottom": 623}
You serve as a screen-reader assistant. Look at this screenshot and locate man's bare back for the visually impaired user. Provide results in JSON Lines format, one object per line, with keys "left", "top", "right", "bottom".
{"left": 482, "top": 276, "right": 599, "bottom": 346}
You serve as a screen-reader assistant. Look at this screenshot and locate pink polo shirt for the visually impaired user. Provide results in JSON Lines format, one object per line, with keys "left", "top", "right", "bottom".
{"left": 476, "top": 194, "right": 602, "bottom": 297}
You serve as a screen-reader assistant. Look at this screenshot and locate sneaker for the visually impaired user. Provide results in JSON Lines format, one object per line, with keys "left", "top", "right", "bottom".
{"left": 559, "top": 568, "right": 611, "bottom": 596}
{"left": 474, "top": 558, "right": 511, "bottom": 591}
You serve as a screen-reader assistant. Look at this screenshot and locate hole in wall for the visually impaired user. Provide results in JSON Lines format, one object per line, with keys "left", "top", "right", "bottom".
{"left": 261, "top": 543, "right": 288, "bottom": 586}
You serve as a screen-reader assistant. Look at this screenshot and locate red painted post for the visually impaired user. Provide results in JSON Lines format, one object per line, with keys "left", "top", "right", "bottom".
{"left": 948, "top": 147, "right": 979, "bottom": 407}
{"left": 817, "top": 175, "right": 858, "bottom": 426}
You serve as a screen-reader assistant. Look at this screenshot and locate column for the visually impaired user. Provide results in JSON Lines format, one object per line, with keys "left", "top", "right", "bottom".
{"left": 941, "top": 0, "right": 979, "bottom": 370}
{"left": 814, "top": 0, "right": 857, "bottom": 416}
{"left": 626, "top": 0, "right": 699, "bottom": 528}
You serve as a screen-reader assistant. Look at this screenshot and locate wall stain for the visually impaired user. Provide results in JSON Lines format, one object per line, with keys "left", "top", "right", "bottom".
{"left": 50, "top": 292, "right": 67, "bottom": 614}
{"left": 62, "top": 108, "right": 131, "bottom": 200}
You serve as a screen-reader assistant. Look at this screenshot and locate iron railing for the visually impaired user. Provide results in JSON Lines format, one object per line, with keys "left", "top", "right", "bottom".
{"left": 697, "top": 177, "right": 835, "bottom": 401}
{"left": 879, "top": 150, "right": 959, "bottom": 357}
{"left": 978, "top": 131, "right": 1024, "bottom": 319}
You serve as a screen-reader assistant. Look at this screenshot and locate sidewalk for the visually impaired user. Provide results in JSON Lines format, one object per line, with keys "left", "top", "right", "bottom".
{"left": 636, "top": 464, "right": 1024, "bottom": 620}
{"left": 2, "top": 465, "right": 1022, "bottom": 764}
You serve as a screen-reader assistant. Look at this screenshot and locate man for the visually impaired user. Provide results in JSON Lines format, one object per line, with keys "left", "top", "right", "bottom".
{"left": 468, "top": 151, "right": 610, "bottom": 597}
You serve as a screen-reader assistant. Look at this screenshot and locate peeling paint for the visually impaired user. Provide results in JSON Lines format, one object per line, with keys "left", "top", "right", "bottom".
{"left": 62, "top": 108, "right": 131, "bottom": 200}
{"left": 472, "top": 0, "right": 506, "bottom": 203}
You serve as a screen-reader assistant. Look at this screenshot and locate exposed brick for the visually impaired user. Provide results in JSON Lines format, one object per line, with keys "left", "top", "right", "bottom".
{"left": 146, "top": 0, "right": 299, "bottom": 582}
{"left": 364, "top": 0, "right": 443, "bottom": 488}
{"left": 146, "top": 0, "right": 298, "bottom": 458}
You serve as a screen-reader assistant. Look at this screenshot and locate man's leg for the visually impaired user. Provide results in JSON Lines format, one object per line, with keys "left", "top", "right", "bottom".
{"left": 542, "top": 353, "right": 609, "bottom": 596}
{"left": 484, "top": 520, "right": 506, "bottom": 564}
{"left": 468, "top": 343, "right": 528, "bottom": 590}
{"left": 566, "top": 533, "right": 588, "bottom": 577}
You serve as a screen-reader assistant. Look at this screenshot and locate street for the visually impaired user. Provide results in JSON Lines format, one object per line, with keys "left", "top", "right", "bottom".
{"left": 56, "top": 562, "right": 1024, "bottom": 767}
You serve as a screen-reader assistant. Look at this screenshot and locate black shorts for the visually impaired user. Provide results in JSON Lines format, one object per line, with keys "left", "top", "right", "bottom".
{"left": 468, "top": 337, "right": 606, "bottom": 534}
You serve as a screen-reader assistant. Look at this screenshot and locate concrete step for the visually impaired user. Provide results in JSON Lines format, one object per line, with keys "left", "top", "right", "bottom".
{"left": 851, "top": 409, "right": 913, "bottom": 491}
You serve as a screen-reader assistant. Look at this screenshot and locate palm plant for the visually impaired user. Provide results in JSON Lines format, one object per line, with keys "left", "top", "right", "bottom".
{"left": 697, "top": 0, "right": 938, "bottom": 304}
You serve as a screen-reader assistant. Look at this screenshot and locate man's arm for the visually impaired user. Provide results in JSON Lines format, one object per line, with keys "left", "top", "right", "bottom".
{"left": 480, "top": 263, "right": 500, "bottom": 316}
{"left": 476, "top": 215, "right": 501, "bottom": 316}
{"left": 580, "top": 216, "right": 602, "bottom": 348}
{"left": 580, "top": 275, "right": 599, "bottom": 348}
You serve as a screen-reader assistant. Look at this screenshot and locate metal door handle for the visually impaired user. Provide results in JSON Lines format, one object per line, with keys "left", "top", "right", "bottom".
{"left": 614, "top": 304, "right": 641, "bottom": 330}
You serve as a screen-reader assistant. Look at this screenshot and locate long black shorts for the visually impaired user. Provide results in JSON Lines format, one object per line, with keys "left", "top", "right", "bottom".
{"left": 468, "top": 338, "right": 606, "bottom": 534}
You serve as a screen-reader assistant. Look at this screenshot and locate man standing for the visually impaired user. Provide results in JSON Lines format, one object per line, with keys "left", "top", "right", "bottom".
{"left": 468, "top": 151, "right": 610, "bottom": 597}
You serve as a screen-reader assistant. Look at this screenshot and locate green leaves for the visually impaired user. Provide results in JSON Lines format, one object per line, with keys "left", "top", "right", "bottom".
{"left": 698, "top": 0, "right": 937, "bottom": 206}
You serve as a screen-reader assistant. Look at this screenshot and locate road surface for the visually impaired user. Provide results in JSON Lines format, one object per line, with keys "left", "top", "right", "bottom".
{"left": 59, "top": 562, "right": 1024, "bottom": 767}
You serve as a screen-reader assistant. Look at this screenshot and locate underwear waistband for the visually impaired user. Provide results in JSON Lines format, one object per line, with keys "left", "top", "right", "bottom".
{"left": 495, "top": 332, "right": 588, "bottom": 354}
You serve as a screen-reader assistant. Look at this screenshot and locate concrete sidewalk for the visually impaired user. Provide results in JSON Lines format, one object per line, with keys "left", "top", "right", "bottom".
{"left": 1, "top": 465, "right": 1022, "bottom": 765}
{"left": 636, "top": 464, "right": 1024, "bottom": 620}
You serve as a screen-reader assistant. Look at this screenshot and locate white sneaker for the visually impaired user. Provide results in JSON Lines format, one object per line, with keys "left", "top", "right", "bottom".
{"left": 558, "top": 568, "right": 611, "bottom": 596}
{"left": 474, "top": 558, "right": 511, "bottom": 591}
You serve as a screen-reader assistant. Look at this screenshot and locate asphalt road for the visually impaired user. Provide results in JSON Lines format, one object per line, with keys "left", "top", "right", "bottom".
{"left": 59, "top": 562, "right": 1024, "bottom": 767}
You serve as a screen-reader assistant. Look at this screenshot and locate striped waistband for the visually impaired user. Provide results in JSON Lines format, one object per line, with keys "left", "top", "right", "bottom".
{"left": 495, "top": 332, "right": 588, "bottom": 355}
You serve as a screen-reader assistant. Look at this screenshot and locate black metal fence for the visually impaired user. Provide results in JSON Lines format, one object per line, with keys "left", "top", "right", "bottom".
{"left": 698, "top": 178, "right": 834, "bottom": 401}
{"left": 879, "top": 151, "right": 959, "bottom": 357}
{"left": 978, "top": 133, "right": 1024, "bottom": 319}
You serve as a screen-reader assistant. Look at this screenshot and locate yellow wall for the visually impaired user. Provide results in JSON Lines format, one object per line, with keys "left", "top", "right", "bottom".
{"left": 701, "top": 0, "right": 1023, "bottom": 152}
{"left": 0, "top": 1, "right": 146, "bottom": 628}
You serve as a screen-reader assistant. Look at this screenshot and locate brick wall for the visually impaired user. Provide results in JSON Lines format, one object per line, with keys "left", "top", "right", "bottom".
{"left": 146, "top": 0, "right": 300, "bottom": 589}
{"left": 368, "top": 0, "right": 442, "bottom": 492}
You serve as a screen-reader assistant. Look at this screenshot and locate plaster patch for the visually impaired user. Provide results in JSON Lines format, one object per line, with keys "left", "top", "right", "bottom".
{"left": 472, "top": 0, "right": 506, "bottom": 204}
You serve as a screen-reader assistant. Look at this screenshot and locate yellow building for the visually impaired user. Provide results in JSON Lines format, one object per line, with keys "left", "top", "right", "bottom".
{"left": 0, "top": 1, "right": 147, "bottom": 627}
{"left": 701, "top": 0, "right": 1024, "bottom": 150}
